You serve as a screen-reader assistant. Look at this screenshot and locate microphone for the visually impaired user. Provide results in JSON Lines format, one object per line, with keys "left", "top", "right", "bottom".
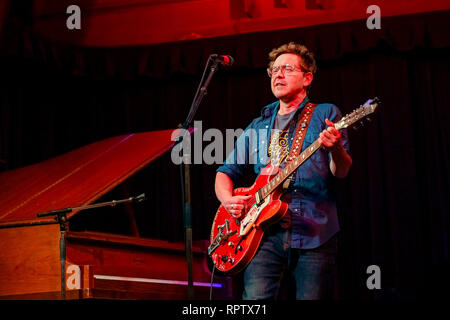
{"left": 211, "top": 54, "right": 234, "bottom": 66}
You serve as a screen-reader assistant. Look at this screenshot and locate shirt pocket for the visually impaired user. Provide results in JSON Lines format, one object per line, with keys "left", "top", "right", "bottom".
{"left": 299, "top": 128, "right": 329, "bottom": 176}
{"left": 302, "top": 128, "right": 321, "bottom": 157}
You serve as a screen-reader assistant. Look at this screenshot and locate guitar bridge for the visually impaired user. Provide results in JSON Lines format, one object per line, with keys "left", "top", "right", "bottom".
{"left": 208, "top": 219, "right": 236, "bottom": 256}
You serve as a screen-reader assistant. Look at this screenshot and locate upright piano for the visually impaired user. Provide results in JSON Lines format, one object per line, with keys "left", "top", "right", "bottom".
{"left": 0, "top": 130, "right": 233, "bottom": 299}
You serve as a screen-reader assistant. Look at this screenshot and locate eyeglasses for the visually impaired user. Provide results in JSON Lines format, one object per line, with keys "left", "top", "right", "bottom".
{"left": 267, "top": 64, "right": 306, "bottom": 78}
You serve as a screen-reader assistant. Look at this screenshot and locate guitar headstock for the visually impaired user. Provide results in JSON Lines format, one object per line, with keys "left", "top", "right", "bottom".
{"left": 335, "top": 97, "right": 380, "bottom": 130}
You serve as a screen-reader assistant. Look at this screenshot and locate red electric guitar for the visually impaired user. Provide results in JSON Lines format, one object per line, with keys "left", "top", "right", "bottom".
{"left": 209, "top": 98, "right": 380, "bottom": 274}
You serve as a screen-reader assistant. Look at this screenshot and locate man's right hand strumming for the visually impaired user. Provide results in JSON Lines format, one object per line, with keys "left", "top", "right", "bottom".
{"left": 221, "top": 195, "right": 252, "bottom": 218}
{"left": 215, "top": 172, "right": 252, "bottom": 218}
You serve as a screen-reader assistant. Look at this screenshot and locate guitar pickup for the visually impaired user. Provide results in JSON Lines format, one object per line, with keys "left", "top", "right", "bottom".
{"left": 255, "top": 190, "right": 264, "bottom": 206}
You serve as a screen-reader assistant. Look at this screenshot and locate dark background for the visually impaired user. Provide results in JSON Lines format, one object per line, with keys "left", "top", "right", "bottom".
{"left": 1, "top": 2, "right": 449, "bottom": 300}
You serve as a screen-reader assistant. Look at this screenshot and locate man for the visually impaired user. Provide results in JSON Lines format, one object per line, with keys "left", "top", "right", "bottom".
{"left": 215, "top": 42, "right": 352, "bottom": 300}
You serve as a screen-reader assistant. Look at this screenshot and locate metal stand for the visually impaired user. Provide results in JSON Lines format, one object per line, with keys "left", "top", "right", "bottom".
{"left": 57, "top": 212, "right": 67, "bottom": 300}
{"left": 36, "top": 193, "right": 146, "bottom": 300}
{"left": 174, "top": 55, "right": 221, "bottom": 299}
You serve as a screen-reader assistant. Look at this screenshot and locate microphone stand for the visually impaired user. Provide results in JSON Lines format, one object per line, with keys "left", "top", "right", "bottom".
{"left": 175, "top": 55, "right": 221, "bottom": 300}
{"left": 36, "top": 193, "right": 146, "bottom": 300}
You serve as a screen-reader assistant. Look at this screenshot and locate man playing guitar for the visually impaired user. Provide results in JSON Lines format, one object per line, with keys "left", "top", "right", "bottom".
{"left": 214, "top": 42, "right": 352, "bottom": 300}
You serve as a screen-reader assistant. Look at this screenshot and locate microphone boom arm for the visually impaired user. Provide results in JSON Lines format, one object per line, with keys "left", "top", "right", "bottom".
{"left": 36, "top": 193, "right": 147, "bottom": 218}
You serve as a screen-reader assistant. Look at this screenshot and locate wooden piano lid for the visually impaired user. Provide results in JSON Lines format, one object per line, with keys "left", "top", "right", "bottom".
{"left": 0, "top": 129, "right": 180, "bottom": 227}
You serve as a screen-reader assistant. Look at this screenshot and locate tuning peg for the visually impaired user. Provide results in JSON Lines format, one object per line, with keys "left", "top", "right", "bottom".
{"left": 366, "top": 117, "right": 372, "bottom": 122}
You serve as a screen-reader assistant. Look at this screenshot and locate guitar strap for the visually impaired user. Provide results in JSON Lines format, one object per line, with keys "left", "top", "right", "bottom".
{"left": 281, "top": 102, "right": 317, "bottom": 189}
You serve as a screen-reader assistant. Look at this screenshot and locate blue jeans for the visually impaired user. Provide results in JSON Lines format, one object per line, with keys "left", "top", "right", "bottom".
{"left": 242, "top": 225, "right": 338, "bottom": 300}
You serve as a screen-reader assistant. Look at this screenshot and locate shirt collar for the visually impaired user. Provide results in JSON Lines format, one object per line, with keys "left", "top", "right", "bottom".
{"left": 261, "top": 96, "right": 310, "bottom": 119}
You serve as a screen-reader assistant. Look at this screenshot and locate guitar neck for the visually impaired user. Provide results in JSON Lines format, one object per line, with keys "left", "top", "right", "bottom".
{"left": 258, "top": 139, "right": 322, "bottom": 200}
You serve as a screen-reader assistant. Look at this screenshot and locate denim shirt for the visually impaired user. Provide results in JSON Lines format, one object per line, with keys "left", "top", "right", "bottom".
{"left": 217, "top": 97, "right": 350, "bottom": 249}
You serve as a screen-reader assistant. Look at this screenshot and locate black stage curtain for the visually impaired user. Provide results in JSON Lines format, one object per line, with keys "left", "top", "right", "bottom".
{"left": 1, "top": 9, "right": 449, "bottom": 300}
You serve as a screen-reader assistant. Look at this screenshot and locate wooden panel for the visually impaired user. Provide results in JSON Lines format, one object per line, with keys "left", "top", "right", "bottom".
{"left": 65, "top": 232, "right": 234, "bottom": 299}
{"left": 32, "top": 0, "right": 450, "bottom": 46}
{"left": 0, "top": 130, "right": 176, "bottom": 225}
{"left": 0, "top": 224, "right": 61, "bottom": 297}
{"left": 67, "top": 234, "right": 204, "bottom": 280}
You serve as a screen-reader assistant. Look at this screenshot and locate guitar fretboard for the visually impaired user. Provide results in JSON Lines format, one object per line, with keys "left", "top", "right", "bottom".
{"left": 257, "top": 139, "right": 322, "bottom": 200}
